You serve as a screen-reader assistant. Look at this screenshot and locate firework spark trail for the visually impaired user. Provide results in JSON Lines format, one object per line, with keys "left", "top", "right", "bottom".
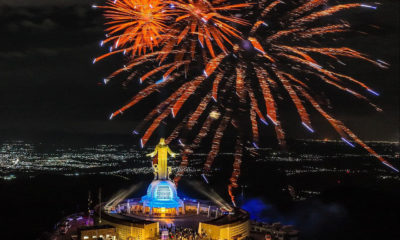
{"left": 156, "top": 56, "right": 222, "bottom": 121}
{"left": 247, "top": 87, "right": 267, "bottom": 126}
{"left": 296, "top": 86, "right": 346, "bottom": 136}
{"left": 139, "top": 62, "right": 178, "bottom": 83}
{"left": 288, "top": 0, "right": 328, "bottom": 18}
{"left": 249, "top": 38, "right": 276, "bottom": 62}
{"left": 228, "top": 137, "right": 243, "bottom": 205}
{"left": 255, "top": 67, "right": 286, "bottom": 147}
{"left": 260, "top": 0, "right": 281, "bottom": 18}
{"left": 291, "top": 4, "right": 364, "bottom": 27}
{"left": 187, "top": 93, "right": 212, "bottom": 130}
{"left": 275, "top": 71, "right": 312, "bottom": 129}
{"left": 307, "top": 73, "right": 382, "bottom": 112}
{"left": 203, "top": 112, "right": 231, "bottom": 172}
{"left": 317, "top": 75, "right": 364, "bottom": 99}
{"left": 250, "top": 108, "right": 259, "bottom": 148}
{"left": 298, "top": 24, "right": 350, "bottom": 38}
{"left": 140, "top": 61, "right": 190, "bottom": 83}
{"left": 256, "top": 67, "right": 278, "bottom": 125}
{"left": 174, "top": 115, "right": 216, "bottom": 185}
{"left": 212, "top": 72, "right": 224, "bottom": 101}
{"left": 100, "top": 0, "right": 175, "bottom": 56}
{"left": 339, "top": 125, "right": 399, "bottom": 172}
{"left": 166, "top": 121, "right": 187, "bottom": 145}
{"left": 141, "top": 107, "right": 172, "bottom": 147}
{"left": 235, "top": 66, "right": 246, "bottom": 100}
{"left": 152, "top": 0, "right": 250, "bottom": 65}
{"left": 204, "top": 53, "right": 227, "bottom": 76}
{"left": 171, "top": 75, "right": 206, "bottom": 117}
{"left": 297, "top": 47, "right": 388, "bottom": 68}
{"left": 133, "top": 91, "right": 182, "bottom": 135}
{"left": 273, "top": 120, "right": 286, "bottom": 147}
{"left": 267, "top": 28, "right": 302, "bottom": 42}
{"left": 97, "top": 0, "right": 398, "bottom": 201}
{"left": 274, "top": 45, "right": 317, "bottom": 64}
{"left": 109, "top": 77, "right": 173, "bottom": 120}
{"left": 140, "top": 76, "right": 206, "bottom": 146}
{"left": 250, "top": 21, "right": 267, "bottom": 35}
{"left": 297, "top": 86, "right": 398, "bottom": 172}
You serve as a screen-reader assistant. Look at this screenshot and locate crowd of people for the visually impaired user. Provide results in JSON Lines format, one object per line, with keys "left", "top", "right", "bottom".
{"left": 159, "top": 226, "right": 209, "bottom": 240}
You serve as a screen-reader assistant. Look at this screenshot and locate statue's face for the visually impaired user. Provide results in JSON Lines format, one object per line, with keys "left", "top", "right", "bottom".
{"left": 160, "top": 138, "right": 165, "bottom": 144}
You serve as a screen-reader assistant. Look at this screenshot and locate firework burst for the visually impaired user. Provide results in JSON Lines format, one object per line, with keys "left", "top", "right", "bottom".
{"left": 95, "top": 0, "right": 174, "bottom": 59}
{"left": 94, "top": 0, "right": 398, "bottom": 204}
{"left": 94, "top": 0, "right": 250, "bottom": 84}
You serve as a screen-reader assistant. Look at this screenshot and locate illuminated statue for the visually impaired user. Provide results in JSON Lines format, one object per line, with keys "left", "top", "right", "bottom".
{"left": 146, "top": 138, "right": 178, "bottom": 180}
{"left": 141, "top": 138, "right": 184, "bottom": 215}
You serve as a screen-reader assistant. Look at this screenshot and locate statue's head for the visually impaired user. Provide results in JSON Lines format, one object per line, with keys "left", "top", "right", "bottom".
{"left": 159, "top": 138, "right": 166, "bottom": 145}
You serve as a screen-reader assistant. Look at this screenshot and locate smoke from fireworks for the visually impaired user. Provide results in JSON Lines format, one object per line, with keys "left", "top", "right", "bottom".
{"left": 94, "top": 0, "right": 398, "bottom": 204}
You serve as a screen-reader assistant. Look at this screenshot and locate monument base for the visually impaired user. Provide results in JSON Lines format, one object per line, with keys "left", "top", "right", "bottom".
{"left": 140, "top": 180, "right": 184, "bottom": 216}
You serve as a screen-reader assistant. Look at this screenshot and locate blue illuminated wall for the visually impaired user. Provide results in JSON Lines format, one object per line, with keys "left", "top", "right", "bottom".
{"left": 141, "top": 180, "right": 184, "bottom": 209}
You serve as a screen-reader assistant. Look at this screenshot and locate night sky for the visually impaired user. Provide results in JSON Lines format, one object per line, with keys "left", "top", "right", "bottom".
{"left": 0, "top": 0, "right": 398, "bottom": 143}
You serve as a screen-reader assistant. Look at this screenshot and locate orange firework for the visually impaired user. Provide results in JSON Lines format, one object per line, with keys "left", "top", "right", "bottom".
{"left": 94, "top": 0, "right": 250, "bottom": 85}
{"left": 94, "top": 0, "right": 175, "bottom": 61}
{"left": 172, "top": 0, "right": 250, "bottom": 57}
{"left": 94, "top": 0, "right": 398, "bottom": 205}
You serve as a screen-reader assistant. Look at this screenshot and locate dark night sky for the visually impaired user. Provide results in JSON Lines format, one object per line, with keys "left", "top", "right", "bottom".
{"left": 0, "top": 0, "right": 398, "bottom": 143}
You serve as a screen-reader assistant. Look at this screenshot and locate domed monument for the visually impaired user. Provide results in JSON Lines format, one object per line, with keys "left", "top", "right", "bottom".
{"left": 141, "top": 138, "right": 184, "bottom": 215}
{"left": 95, "top": 138, "right": 250, "bottom": 240}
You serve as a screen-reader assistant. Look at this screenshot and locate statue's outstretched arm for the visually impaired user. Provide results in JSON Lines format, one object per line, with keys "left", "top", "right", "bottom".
{"left": 146, "top": 146, "right": 158, "bottom": 157}
{"left": 167, "top": 146, "right": 178, "bottom": 158}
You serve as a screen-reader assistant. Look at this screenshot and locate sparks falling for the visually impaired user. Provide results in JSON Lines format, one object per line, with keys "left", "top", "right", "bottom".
{"left": 94, "top": 0, "right": 397, "bottom": 204}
